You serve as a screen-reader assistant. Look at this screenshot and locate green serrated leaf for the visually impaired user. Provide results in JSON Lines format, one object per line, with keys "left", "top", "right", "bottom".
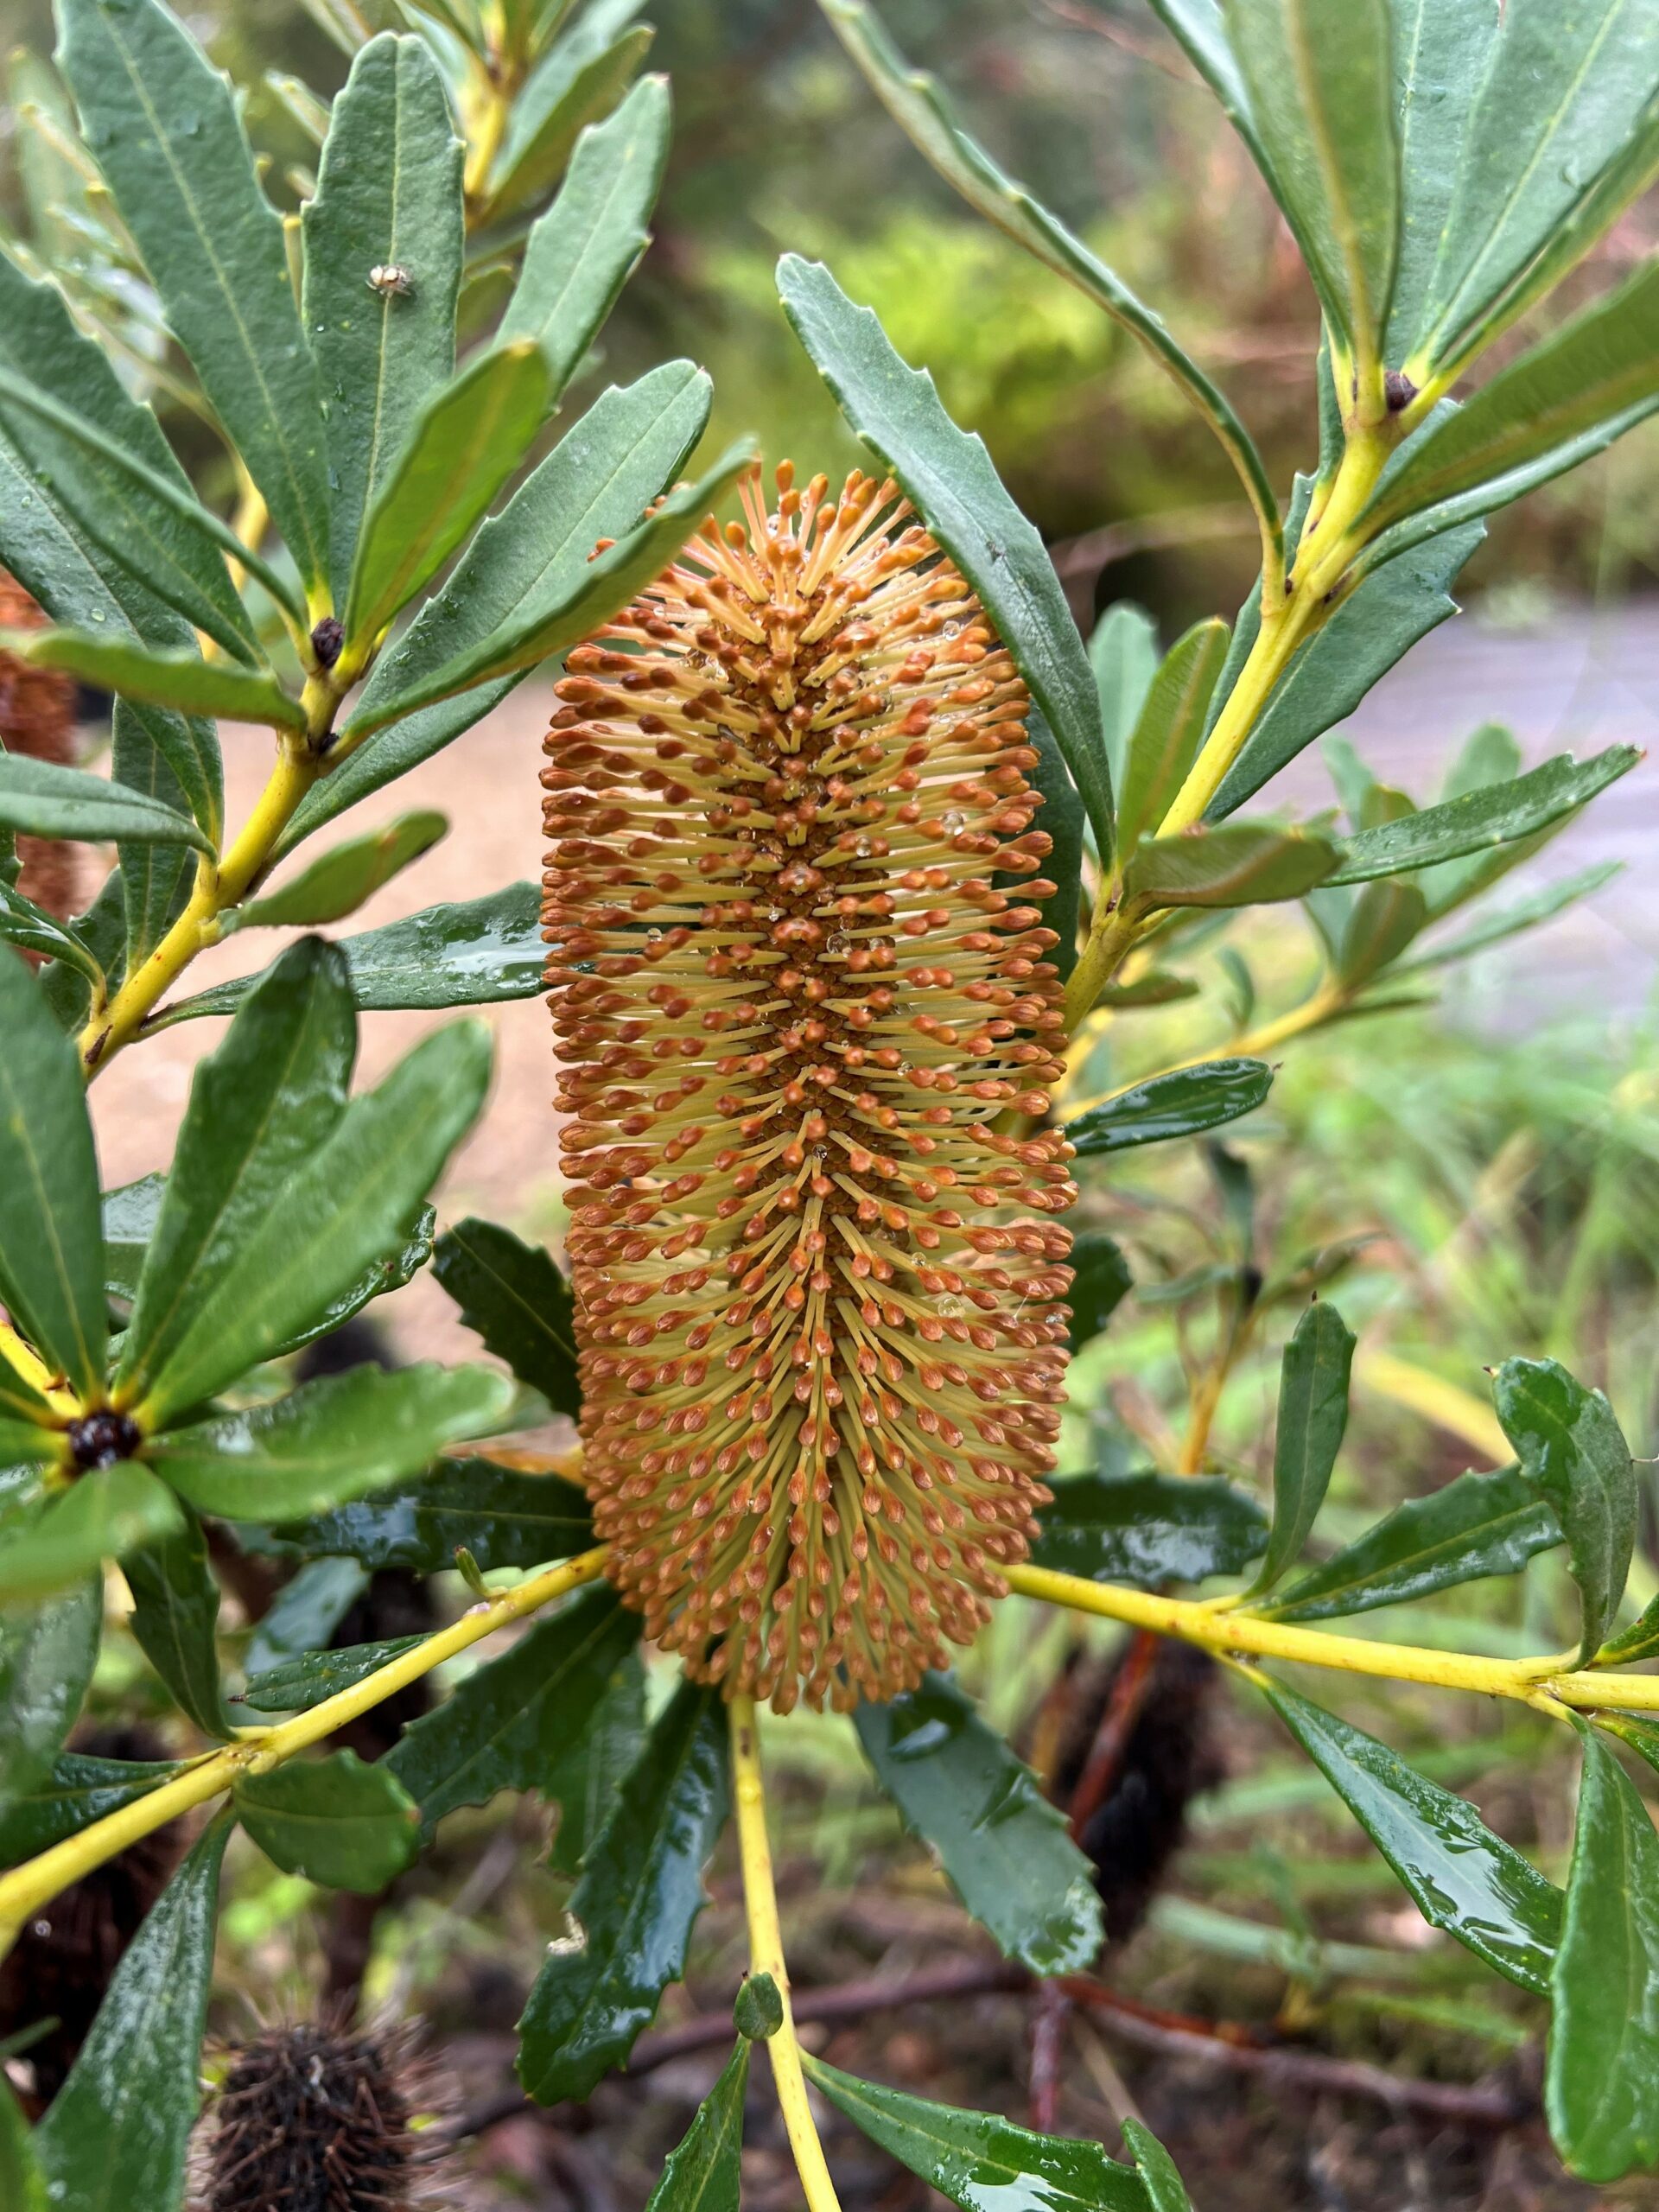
{"left": 0, "top": 1465, "right": 185, "bottom": 1603}
{"left": 1065, "top": 1058, "right": 1274, "bottom": 1157}
{"left": 233, "top": 810, "right": 447, "bottom": 930}
{"left": 345, "top": 340, "right": 550, "bottom": 651}
{"left": 386, "top": 1582, "right": 639, "bottom": 1832}
{"left": 131, "top": 1017, "right": 492, "bottom": 1424}
{"left": 518, "top": 1679, "right": 729, "bottom": 2101}
{"left": 302, "top": 32, "right": 464, "bottom": 608}
{"left": 818, "top": 3, "right": 1281, "bottom": 574}
{"left": 777, "top": 252, "right": 1111, "bottom": 867}
{"left": 803, "top": 2056, "right": 1150, "bottom": 2212}
{"left": 0, "top": 1748, "right": 178, "bottom": 1862}
{"left": 1495, "top": 1356, "right": 1635, "bottom": 1666}
{"left": 1249, "top": 1300, "right": 1354, "bottom": 1593}
{"left": 249, "top": 1452, "right": 593, "bottom": 1573}
{"left": 1033, "top": 1471, "right": 1267, "bottom": 1587}
{"left": 542, "top": 1647, "right": 646, "bottom": 1876}
{"left": 1327, "top": 745, "right": 1638, "bottom": 886}
{"left": 1261, "top": 1678, "right": 1560, "bottom": 1994}
{"left": 241, "top": 1632, "right": 424, "bottom": 1714}
{"left": 855, "top": 1671, "right": 1101, "bottom": 1975}
{"left": 0, "top": 945, "right": 107, "bottom": 1397}
{"left": 1227, "top": 0, "right": 1398, "bottom": 378}
{"left": 58, "top": 0, "right": 331, "bottom": 592}
{"left": 1265, "top": 1465, "right": 1560, "bottom": 1623}
{"left": 34, "top": 1813, "right": 230, "bottom": 2212}
{"left": 644, "top": 2039, "right": 748, "bottom": 2212}
{"left": 149, "top": 1361, "right": 515, "bottom": 1522}
{"left": 284, "top": 361, "right": 710, "bottom": 841}
{"left": 1122, "top": 2119, "right": 1195, "bottom": 2212}
{"left": 433, "top": 1217, "right": 579, "bottom": 1416}
{"left": 234, "top": 1749, "right": 421, "bottom": 1891}
{"left": 498, "top": 72, "right": 669, "bottom": 402}
{"left": 1548, "top": 1719, "right": 1659, "bottom": 2181}
{"left": 1065, "top": 1231, "right": 1132, "bottom": 1353}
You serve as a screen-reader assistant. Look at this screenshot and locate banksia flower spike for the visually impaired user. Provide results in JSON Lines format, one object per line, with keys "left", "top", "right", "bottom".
{"left": 543, "top": 461, "right": 1076, "bottom": 1713}
{"left": 0, "top": 568, "right": 79, "bottom": 922}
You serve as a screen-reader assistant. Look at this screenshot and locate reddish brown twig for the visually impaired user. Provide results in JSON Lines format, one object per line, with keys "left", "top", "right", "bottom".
{"left": 1067, "top": 1629, "right": 1160, "bottom": 1840}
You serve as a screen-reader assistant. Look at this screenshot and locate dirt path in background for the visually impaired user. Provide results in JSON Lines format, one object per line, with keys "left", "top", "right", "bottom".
{"left": 82, "top": 601, "right": 1659, "bottom": 1368}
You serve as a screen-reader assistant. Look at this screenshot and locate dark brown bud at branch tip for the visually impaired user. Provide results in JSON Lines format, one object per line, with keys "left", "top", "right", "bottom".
{"left": 310, "top": 616, "right": 345, "bottom": 670}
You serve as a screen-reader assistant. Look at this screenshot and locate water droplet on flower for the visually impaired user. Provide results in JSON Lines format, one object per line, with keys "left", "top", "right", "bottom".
{"left": 942, "top": 810, "right": 967, "bottom": 834}
{"left": 855, "top": 837, "right": 874, "bottom": 859}
{"left": 825, "top": 931, "right": 848, "bottom": 953}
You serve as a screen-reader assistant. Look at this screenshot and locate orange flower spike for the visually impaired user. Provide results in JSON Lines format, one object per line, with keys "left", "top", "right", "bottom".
{"left": 542, "top": 461, "right": 1077, "bottom": 1713}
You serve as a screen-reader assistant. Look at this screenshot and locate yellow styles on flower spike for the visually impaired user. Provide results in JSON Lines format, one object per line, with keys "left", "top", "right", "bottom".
{"left": 542, "top": 461, "right": 1076, "bottom": 1713}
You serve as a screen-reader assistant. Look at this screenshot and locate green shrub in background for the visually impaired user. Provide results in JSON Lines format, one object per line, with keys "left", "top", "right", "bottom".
{"left": 1, "top": 0, "right": 1659, "bottom": 2205}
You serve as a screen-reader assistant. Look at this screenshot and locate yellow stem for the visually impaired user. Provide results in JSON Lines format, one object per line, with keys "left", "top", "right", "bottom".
{"left": 0, "top": 1322, "right": 78, "bottom": 1418}
{"left": 78, "top": 740, "right": 324, "bottom": 1077}
{"left": 0, "top": 1546, "right": 610, "bottom": 1952}
{"left": 729, "top": 1697, "right": 843, "bottom": 2212}
{"left": 1060, "top": 906, "right": 1141, "bottom": 1041}
{"left": 1006, "top": 1560, "right": 1659, "bottom": 1712}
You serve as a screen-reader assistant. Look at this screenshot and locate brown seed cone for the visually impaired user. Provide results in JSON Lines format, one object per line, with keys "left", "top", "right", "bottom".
{"left": 543, "top": 462, "right": 1076, "bottom": 1713}
{"left": 0, "top": 569, "right": 79, "bottom": 923}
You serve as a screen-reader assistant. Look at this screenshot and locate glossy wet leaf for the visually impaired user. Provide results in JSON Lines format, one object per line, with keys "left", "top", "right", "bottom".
{"left": 499, "top": 73, "right": 670, "bottom": 401}
{"left": 132, "top": 1017, "right": 492, "bottom": 1422}
{"left": 387, "top": 1585, "right": 639, "bottom": 1833}
{"left": 1116, "top": 618, "right": 1230, "bottom": 856}
{"left": 644, "top": 2039, "right": 747, "bottom": 2212}
{"left": 1495, "top": 1356, "right": 1635, "bottom": 1665}
{"left": 16, "top": 630, "right": 303, "bottom": 733}
{"left": 244, "top": 1556, "right": 369, "bottom": 1679}
{"left": 1065, "top": 1231, "right": 1132, "bottom": 1353}
{"left": 778, "top": 252, "right": 1112, "bottom": 866}
{"left": 289, "top": 362, "right": 710, "bottom": 837}
{"left": 518, "top": 1680, "right": 730, "bottom": 2102}
{"left": 0, "top": 262, "right": 256, "bottom": 676}
{"left": 1209, "top": 518, "right": 1484, "bottom": 817}
{"left": 1122, "top": 2119, "right": 1195, "bottom": 2212}
{"left": 817, "top": 3, "right": 1280, "bottom": 577}
{"left": 1250, "top": 1300, "right": 1354, "bottom": 1593}
{"left": 1327, "top": 746, "right": 1638, "bottom": 885}
{"left": 117, "top": 939, "right": 357, "bottom": 1406}
{"left": 1265, "top": 1465, "right": 1560, "bottom": 1622}
{"left": 0, "top": 1747, "right": 176, "bottom": 1863}
{"left": 1228, "top": 0, "right": 1398, "bottom": 372}
{"left": 1261, "top": 1680, "right": 1560, "bottom": 1996}
{"left": 345, "top": 341, "right": 550, "bottom": 650}
{"left": 1090, "top": 601, "right": 1160, "bottom": 798}
{"left": 434, "top": 1217, "right": 579, "bottom": 1415}
{"left": 123, "top": 1508, "right": 231, "bottom": 1738}
{"left": 1033, "top": 1471, "right": 1267, "bottom": 1587}
{"left": 542, "top": 1648, "right": 648, "bottom": 1877}
{"left": 0, "top": 753, "right": 213, "bottom": 854}
{"left": 149, "top": 1361, "right": 515, "bottom": 1522}
{"left": 242, "top": 1633, "right": 425, "bottom": 1714}
{"left": 34, "top": 1813, "right": 231, "bottom": 2212}
{"left": 234, "top": 811, "right": 448, "bottom": 931}
{"left": 489, "top": 21, "right": 654, "bottom": 219}
{"left": 1335, "top": 879, "right": 1427, "bottom": 989}
{"left": 855, "top": 1671, "right": 1101, "bottom": 1974}
{"left": 803, "top": 2056, "right": 1150, "bottom": 2212}
{"left": 1123, "top": 822, "right": 1337, "bottom": 909}
{"left": 1548, "top": 1719, "right": 1659, "bottom": 2181}
{"left": 0, "top": 1041, "right": 69, "bottom": 1301}
{"left": 58, "top": 0, "right": 330, "bottom": 590}
{"left": 302, "top": 32, "right": 463, "bottom": 607}
{"left": 234, "top": 1749, "right": 421, "bottom": 1891}
{"left": 1066, "top": 1058, "right": 1274, "bottom": 1156}
{"left": 251, "top": 1452, "right": 594, "bottom": 1575}
{"left": 1415, "top": 0, "right": 1659, "bottom": 369}
{"left": 0, "top": 1579, "right": 99, "bottom": 1825}
{"left": 0, "top": 1465, "right": 184, "bottom": 1603}
{"left": 168, "top": 882, "right": 543, "bottom": 1023}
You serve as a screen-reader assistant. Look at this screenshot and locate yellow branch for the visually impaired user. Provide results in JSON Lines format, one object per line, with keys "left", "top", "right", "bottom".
{"left": 0, "top": 1322, "right": 77, "bottom": 1419}
{"left": 0, "top": 1546, "right": 610, "bottom": 1953}
{"left": 729, "top": 1696, "right": 843, "bottom": 2212}
{"left": 1004, "top": 1560, "right": 1659, "bottom": 1712}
